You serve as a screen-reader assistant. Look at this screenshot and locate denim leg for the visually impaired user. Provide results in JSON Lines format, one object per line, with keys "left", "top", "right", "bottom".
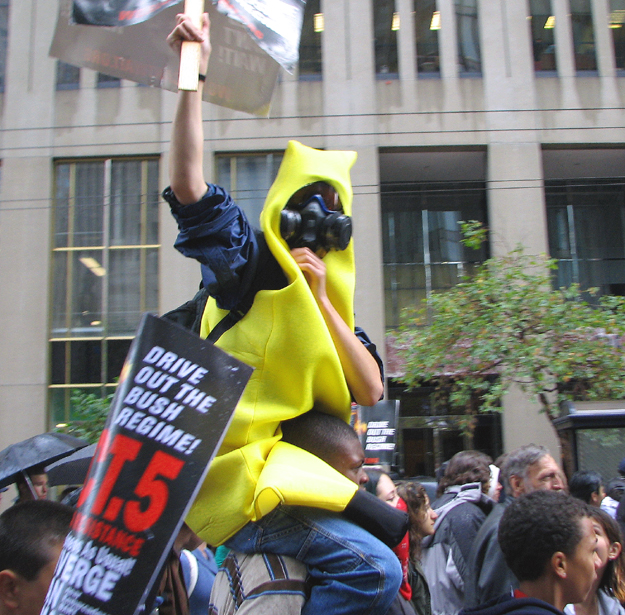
{"left": 225, "top": 506, "right": 402, "bottom": 615}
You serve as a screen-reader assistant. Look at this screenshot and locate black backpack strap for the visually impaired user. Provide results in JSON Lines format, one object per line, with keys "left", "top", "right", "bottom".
{"left": 161, "top": 285, "right": 210, "bottom": 335}
{"left": 165, "top": 231, "right": 287, "bottom": 343}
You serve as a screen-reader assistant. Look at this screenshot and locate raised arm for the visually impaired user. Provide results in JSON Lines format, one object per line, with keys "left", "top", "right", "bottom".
{"left": 166, "top": 13, "right": 212, "bottom": 205}
{"left": 290, "top": 248, "right": 384, "bottom": 406}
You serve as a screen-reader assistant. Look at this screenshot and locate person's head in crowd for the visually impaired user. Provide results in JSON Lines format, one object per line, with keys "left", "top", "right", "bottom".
{"left": 586, "top": 507, "right": 625, "bottom": 604}
{"left": 605, "top": 478, "right": 625, "bottom": 503}
{"left": 397, "top": 481, "right": 438, "bottom": 562}
{"left": 281, "top": 409, "right": 368, "bottom": 487}
{"left": 618, "top": 457, "right": 625, "bottom": 478}
{"left": 569, "top": 470, "right": 605, "bottom": 507}
{"left": 500, "top": 443, "right": 565, "bottom": 498}
{"left": 14, "top": 467, "right": 48, "bottom": 502}
{"left": 436, "top": 450, "right": 492, "bottom": 498}
{"left": 498, "top": 490, "right": 600, "bottom": 611}
{"left": 365, "top": 469, "right": 399, "bottom": 506}
{"left": 0, "top": 500, "right": 73, "bottom": 615}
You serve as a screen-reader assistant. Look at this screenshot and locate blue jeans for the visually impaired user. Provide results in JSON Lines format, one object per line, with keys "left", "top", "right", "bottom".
{"left": 225, "top": 505, "right": 402, "bottom": 615}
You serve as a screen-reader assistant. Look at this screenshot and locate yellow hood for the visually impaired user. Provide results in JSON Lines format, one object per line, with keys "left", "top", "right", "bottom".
{"left": 187, "top": 141, "right": 360, "bottom": 545}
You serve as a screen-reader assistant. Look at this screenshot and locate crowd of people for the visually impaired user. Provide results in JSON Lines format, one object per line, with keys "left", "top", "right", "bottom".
{"left": 3, "top": 10, "right": 625, "bottom": 615}
{"left": 3, "top": 446, "right": 625, "bottom": 615}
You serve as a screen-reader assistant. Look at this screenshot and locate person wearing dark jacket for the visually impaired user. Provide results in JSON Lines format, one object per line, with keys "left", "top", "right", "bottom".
{"left": 465, "top": 445, "right": 566, "bottom": 609}
{"left": 422, "top": 451, "right": 495, "bottom": 615}
{"left": 459, "top": 491, "right": 600, "bottom": 615}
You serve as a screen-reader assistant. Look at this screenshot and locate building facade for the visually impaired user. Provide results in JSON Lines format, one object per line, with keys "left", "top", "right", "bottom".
{"left": 1, "top": 0, "right": 624, "bottom": 491}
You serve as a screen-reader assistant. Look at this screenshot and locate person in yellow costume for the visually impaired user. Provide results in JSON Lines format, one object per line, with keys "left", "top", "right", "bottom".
{"left": 165, "top": 13, "right": 405, "bottom": 615}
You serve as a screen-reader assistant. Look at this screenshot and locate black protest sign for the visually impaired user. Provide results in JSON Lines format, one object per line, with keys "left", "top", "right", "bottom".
{"left": 41, "top": 314, "right": 253, "bottom": 615}
{"left": 354, "top": 400, "right": 399, "bottom": 466}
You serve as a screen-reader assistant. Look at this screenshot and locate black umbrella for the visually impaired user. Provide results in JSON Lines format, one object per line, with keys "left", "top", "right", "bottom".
{"left": 45, "top": 442, "right": 97, "bottom": 487}
{"left": 0, "top": 432, "right": 89, "bottom": 490}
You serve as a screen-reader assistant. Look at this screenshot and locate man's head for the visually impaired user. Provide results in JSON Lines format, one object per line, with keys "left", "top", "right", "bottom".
{"left": 281, "top": 410, "right": 368, "bottom": 487}
{"left": 0, "top": 500, "right": 73, "bottom": 615}
{"left": 15, "top": 467, "right": 48, "bottom": 502}
{"left": 499, "top": 491, "right": 600, "bottom": 609}
{"left": 569, "top": 470, "right": 605, "bottom": 507}
{"left": 501, "top": 444, "right": 565, "bottom": 498}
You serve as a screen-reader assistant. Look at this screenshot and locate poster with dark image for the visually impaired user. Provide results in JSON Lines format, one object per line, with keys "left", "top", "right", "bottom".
{"left": 353, "top": 400, "right": 399, "bottom": 466}
{"left": 52, "top": 0, "right": 281, "bottom": 116}
{"left": 41, "top": 314, "right": 253, "bottom": 615}
{"left": 72, "top": 0, "right": 182, "bottom": 26}
{"left": 215, "top": 0, "right": 306, "bottom": 72}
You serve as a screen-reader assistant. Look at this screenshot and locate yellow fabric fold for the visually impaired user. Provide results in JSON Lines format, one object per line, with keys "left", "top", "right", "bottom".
{"left": 254, "top": 441, "right": 358, "bottom": 518}
{"left": 187, "top": 141, "right": 360, "bottom": 546}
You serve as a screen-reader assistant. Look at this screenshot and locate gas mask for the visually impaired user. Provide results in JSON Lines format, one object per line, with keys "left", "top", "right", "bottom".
{"left": 280, "top": 193, "right": 352, "bottom": 254}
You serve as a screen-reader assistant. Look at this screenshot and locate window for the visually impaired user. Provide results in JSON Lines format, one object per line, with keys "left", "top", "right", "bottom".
{"left": 0, "top": 0, "right": 9, "bottom": 92}
{"left": 546, "top": 179, "right": 625, "bottom": 299}
{"left": 455, "top": 0, "right": 481, "bottom": 73}
{"left": 56, "top": 61, "right": 80, "bottom": 90}
{"left": 215, "top": 153, "right": 283, "bottom": 226}
{"left": 97, "top": 72, "right": 121, "bottom": 88}
{"left": 381, "top": 181, "right": 488, "bottom": 329}
{"left": 609, "top": 0, "right": 625, "bottom": 71}
{"left": 529, "top": 0, "right": 558, "bottom": 72}
{"left": 570, "top": 0, "right": 597, "bottom": 71}
{"left": 374, "top": 0, "right": 399, "bottom": 77}
{"left": 415, "top": 0, "right": 441, "bottom": 75}
{"left": 50, "top": 158, "right": 160, "bottom": 423}
{"left": 298, "top": 0, "right": 322, "bottom": 79}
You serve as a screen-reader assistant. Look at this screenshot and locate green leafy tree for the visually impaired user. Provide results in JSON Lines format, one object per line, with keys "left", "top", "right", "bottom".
{"left": 393, "top": 221, "right": 625, "bottom": 440}
{"left": 55, "top": 390, "right": 112, "bottom": 443}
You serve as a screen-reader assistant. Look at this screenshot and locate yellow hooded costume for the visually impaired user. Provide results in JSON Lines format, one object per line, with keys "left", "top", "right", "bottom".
{"left": 185, "top": 141, "right": 363, "bottom": 546}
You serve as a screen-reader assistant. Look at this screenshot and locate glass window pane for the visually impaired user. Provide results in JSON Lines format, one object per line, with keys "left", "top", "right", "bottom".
{"left": 145, "top": 247, "right": 159, "bottom": 315}
{"left": 146, "top": 159, "right": 160, "bottom": 245}
{"left": 51, "top": 252, "right": 69, "bottom": 336}
{"left": 50, "top": 388, "right": 71, "bottom": 425}
{"left": 51, "top": 342, "right": 67, "bottom": 385}
{"left": 108, "top": 248, "right": 141, "bottom": 335}
{"left": 107, "top": 339, "right": 133, "bottom": 383}
{"left": 74, "top": 162, "right": 105, "bottom": 247}
{"left": 529, "top": 0, "right": 558, "bottom": 71}
{"left": 415, "top": 0, "right": 441, "bottom": 74}
{"left": 298, "top": 0, "right": 322, "bottom": 78}
{"left": 570, "top": 0, "right": 597, "bottom": 71}
{"left": 54, "top": 164, "right": 71, "bottom": 248}
{"left": 374, "top": 0, "right": 399, "bottom": 76}
{"left": 428, "top": 210, "right": 463, "bottom": 262}
{"left": 111, "top": 159, "right": 142, "bottom": 246}
{"left": 97, "top": 73, "right": 121, "bottom": 87}
{"left": 72, "top": 250, "right": 104, "bottom": 335}
{"left": 546, "top": 179, "right": 625, "bottom": 299}
{"left": 455, "top": 0, "right": 481, "bottom": 73}
{"left": 70, "top": 340, "right": 102, "bottom": 384}
{"left": 382, "top": 181, "right": 487, "bottom": 329}
{"left": 56, "top": 61, "right": 80, "bottom": 90}
{"left": 216, "top": 154, "right": 283, "bottom": 226}
{"left": 610, "top": 0, "right": 625, "bottom": 70}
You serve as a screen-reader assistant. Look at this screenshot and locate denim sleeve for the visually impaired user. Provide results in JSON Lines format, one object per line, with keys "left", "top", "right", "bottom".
{"left": 164, "top": 184, "right": 260, "bottom": 311}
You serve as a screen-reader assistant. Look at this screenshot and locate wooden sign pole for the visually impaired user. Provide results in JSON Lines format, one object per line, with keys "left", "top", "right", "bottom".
{"left": 178, "top": 0, "right": 205, "bottom": 91}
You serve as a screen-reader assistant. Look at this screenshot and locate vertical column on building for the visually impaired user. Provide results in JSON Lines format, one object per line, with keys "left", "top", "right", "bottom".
{"left": 480, "top": 0, "right": 561, "bottom": 454}
{"left": 0, "top": 1, "right": 57, "bottom": 445}
{"left": 323, "top": 0, "right": 387, "bottom": 369}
